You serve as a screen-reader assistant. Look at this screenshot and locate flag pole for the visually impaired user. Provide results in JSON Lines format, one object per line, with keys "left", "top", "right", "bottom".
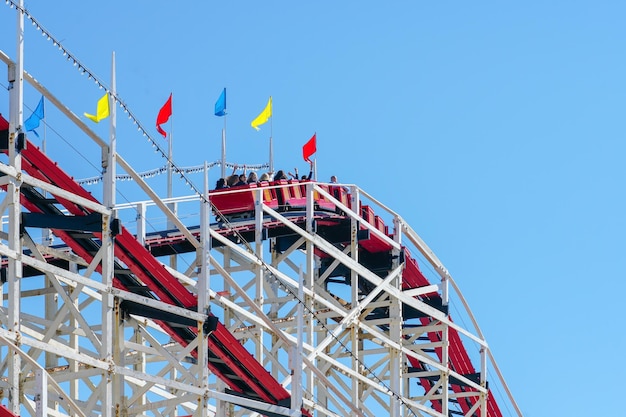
{"left": 221, "top": 115, "right": 226, "bottom": 179}
{"left": 165, "top": 95, "right": 176, "bottom": 269}
{"left": 269, "top": 108, "right": 274, "bottom": 174}
{"left": 167, "top": 94, "right": 173, "bottom": 199}
{"left": 215, "top": 88, "right": 227, "bottom": 179}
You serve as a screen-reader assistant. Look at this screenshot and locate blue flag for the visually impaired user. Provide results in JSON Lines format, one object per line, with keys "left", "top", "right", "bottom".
{"left": 24, "top": 96, "right": 44, "bottom": 138}
{"left": 214, "top": 88, "right": 226, "bottom": 117}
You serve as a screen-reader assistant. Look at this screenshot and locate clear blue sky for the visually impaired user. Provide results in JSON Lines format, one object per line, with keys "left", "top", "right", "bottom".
{"left": 2, "top": 2, "right": 626, "bottom": 416}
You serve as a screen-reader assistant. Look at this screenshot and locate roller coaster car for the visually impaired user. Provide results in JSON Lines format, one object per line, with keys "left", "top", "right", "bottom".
{"left": 210, "top": 180, "right": 344, "bottom": 222}
{"left": 209, "top": 183, "right": 258, "bottom": 220}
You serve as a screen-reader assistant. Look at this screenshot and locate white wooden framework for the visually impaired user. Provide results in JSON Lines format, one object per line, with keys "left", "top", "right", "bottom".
{"left": 0, "top": 5, "right": 524, "bottom": 416}
{"left": 0, "top": 176, "right": 524, "bottom": 417}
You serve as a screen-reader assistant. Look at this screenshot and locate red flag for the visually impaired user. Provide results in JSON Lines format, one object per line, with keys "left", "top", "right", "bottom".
{"left": 302, "top": 133, "right": 317, "bottom": 162}
{"left": 156, "top": 93, "right": 172, "bottom": 138}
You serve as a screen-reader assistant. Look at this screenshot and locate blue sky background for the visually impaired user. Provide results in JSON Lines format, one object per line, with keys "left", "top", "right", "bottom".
{"left": 2, "top": 2, "right": 626, "bottom": 416}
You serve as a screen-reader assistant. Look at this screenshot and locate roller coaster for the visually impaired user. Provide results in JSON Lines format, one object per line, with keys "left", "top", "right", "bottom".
{"left": 0, "top": 4, "right": 524, "bottom": 417}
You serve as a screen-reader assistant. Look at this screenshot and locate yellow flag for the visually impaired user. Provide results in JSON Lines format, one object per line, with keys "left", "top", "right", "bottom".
{"left": 251, "top": 96, "right": 272, "bottom": 131}
{"left": 84, "top": 93, "right": 110, "bottom": 123}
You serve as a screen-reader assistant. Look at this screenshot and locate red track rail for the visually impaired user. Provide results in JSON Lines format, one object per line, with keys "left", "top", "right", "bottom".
{"left": 0, "top": 404, "right": 18, "bottom": 417}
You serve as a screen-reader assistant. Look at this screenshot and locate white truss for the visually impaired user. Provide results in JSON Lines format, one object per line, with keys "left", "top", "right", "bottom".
{"left": 0, "top": 26, "right": 524, "bottom": 417}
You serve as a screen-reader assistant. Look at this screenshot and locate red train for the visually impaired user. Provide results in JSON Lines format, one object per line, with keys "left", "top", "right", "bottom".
{"left": 209, "top": 179, "right": 349, "bottom": 220}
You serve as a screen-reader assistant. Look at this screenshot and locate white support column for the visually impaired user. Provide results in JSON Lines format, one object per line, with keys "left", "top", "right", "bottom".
{"left": 396, "top": 216, "right": 413, "bottom": 413}
{"left": 350, "top": 318, "right": 360, "bottom": 412}
{"left": 136, "top": 202, "right": 146, "bottom": 245}
{"left": 7, "top": 2, "right": 24, "bottom": 414}
{"left": 254, "top": 188, "right": 265, "bottom": 364}
{"left": 350, "top": 186, "right": 360, "bottom": 410}
{"left": 100, "top": 164, "right": 115, "bottom": 417}
{"left": 304, "top": 183, "right": 315, "bottom": 404}
{"left": 34, "top": 369, "right": 48, "bottom": 417}
{"left": 441, "top": 264, "right": 450, "bottom": 416}
{"left": 197, "top": 161, "right": 211, "bottom": 417}
{"left": 390, "top": 215, "right": 403, "bottom": 417}
{"left": 100, "top": 52, "right": 117, "bottom": 417}
{"left": 69, "top": 262, "right": 79, "bottom": 411}
{"left": 480, "top": 346, "right": 488, "bottom": 417}
{"left": 114, "top": 297, "right": 125, "bottom": 417}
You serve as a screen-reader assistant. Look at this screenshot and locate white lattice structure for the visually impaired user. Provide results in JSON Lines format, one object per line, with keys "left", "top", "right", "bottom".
{"left": 0, "top": 4, "right": 523, "bottom": 417}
